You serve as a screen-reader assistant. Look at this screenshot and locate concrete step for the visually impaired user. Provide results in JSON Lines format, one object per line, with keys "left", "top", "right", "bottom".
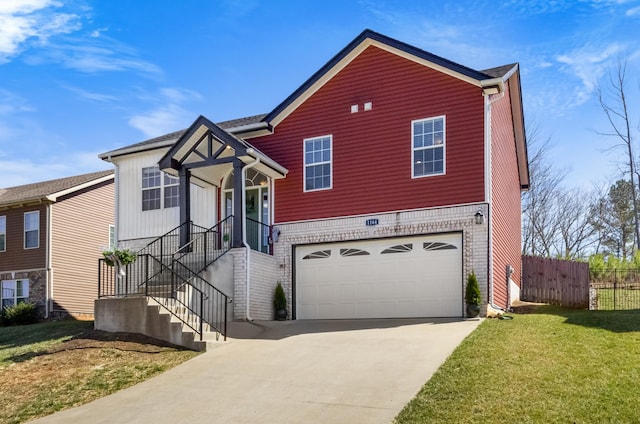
{"left": 146, "top": 298, "right": 225, "bottom": 351}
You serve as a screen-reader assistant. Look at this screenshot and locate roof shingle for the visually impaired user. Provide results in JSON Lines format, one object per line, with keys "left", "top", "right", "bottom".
{"left": 0, "top": 170, "right": 114, "bottom": 207}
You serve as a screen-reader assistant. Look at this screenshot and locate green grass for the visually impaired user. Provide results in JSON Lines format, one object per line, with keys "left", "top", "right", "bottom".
{"left": 0, "top": 320, "right": 93, "bottom": 364}
{"left": 394, "top": 306, "right": 640, "bottom": 424}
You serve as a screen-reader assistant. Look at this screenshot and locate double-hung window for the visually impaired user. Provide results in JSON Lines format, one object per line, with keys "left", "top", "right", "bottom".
{"left": 142, "top": 166, "right": 179, "bottom": 210}
{"left": 304, "top": 135, "right": 332, "bottom": 191}
{"left": 1, "top": 279, "right": 29, "bottom": 309}
{"left": 163, "top": 173, "right": 180, "bottom": 208}
{"left": 24, "top": 211, "right": 39, "bottom": 249}
{"left": 412, "top": 116, "right": 445, "bottom": 178}
{"left": 0, "top": 216, "right": 5, "bottom": 252}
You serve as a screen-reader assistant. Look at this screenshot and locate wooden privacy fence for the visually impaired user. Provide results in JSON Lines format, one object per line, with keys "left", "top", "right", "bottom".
{"left": 521, "top": 256, "right": 590, "bottom": 308}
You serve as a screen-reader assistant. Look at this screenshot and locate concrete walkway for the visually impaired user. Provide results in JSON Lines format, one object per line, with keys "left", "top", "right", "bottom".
{"left": 33, "top": 318, "right": 481, "bottom": 424}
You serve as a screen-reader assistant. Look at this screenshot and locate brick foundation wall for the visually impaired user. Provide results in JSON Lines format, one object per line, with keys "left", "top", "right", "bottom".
{"left": 1, "top": 269, "right": 47, "bottom": 317}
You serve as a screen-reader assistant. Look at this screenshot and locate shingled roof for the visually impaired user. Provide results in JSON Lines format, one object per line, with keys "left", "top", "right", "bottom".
{"left": 99, "top": 114, "right": 267, "bottom": 160}
{"left": 482, "top": 63, "right": 518, "bottom": 79}
{"left": 0, "top": 170, "right": 114, "bottom": 208}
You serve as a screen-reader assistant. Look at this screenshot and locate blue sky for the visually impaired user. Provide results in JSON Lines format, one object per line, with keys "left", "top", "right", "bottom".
{"left": 1, "top": 0, "right": 639, "bottom": 188}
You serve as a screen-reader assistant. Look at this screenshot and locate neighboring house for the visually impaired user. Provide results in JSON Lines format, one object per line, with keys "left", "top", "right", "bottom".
{"left": 0, "top": 171, "right": 114, "bottom": 318}
{"left": 98, "top": 29, "right": 527, "bottom": 331}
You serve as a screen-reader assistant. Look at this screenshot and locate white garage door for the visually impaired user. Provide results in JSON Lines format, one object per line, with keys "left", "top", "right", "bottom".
{"left": 295, "top": 233, "right": 463, "bottom": 319}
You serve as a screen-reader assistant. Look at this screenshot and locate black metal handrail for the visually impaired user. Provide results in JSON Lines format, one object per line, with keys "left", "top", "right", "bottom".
{"left": 246, "top": 217, "right": 273, "bottom": 255}
{"left": 98, "top": 217, "right": 235, "bottom": 341}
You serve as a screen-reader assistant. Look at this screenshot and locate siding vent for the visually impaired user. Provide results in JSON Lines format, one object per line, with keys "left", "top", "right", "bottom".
{"left": 351, "top": 104, "right": 358, "bottom": 113}
{"left": 364, "top": 102, "right": 372, "bottom": 111}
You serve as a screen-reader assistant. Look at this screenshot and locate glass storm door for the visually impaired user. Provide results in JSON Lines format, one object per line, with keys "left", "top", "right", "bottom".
{"left": 223, "top": 185, "right": 269, "bottom": 253}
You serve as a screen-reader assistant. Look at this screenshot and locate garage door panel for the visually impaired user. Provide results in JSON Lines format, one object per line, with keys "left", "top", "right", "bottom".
{"left": 296, "top": 233, "right": 462, "bottom": 319}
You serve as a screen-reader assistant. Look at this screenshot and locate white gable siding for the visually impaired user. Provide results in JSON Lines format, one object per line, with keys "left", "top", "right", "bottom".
{"left": 113, "top": 150, "right": 217, "bottom": 246}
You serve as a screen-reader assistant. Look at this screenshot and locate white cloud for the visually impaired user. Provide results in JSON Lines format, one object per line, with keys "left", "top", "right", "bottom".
{"left": 61, "top": 84, "right": 117, "bottom": 102}
{"left": 128, "top": 88, "right": 203, "bottom": 138}
{"left": 627, "top": 5, "right": 640, "bottom": 16}
{"left": 0, "top": 0, "right": 79, "bottom": 63}
{"left": 129, "top": 104, "right": 192, "bottom": 139}
{"left": 90, "top": 27, "right": 108, "bottom": 38}
{"left": 0, "top": 2, "right": 159, "bottom": 78}
{"left": 160, "top": 88, "right": 203, "bottom": 103}
{"left": 0, "top": 0, "right": 59, "bottom": 15}
{"left": 555, "top": 42, "right": 624, "bottom": 106}
{"left": 0, "top": 151, "right": 110, "bottom": 187}
{"left": 0, "top": 88, "right": 33, "bottom": 114}
{"left": 28, "top": 36, "right": 163, "bottom": 75}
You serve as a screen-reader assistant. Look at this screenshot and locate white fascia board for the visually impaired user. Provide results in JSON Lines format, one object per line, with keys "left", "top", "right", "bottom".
{"left": 46, "top": 174, "right": 115, "bottom": 202}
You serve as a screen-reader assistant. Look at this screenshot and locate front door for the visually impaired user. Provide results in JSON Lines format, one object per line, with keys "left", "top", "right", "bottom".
{"left": 224, "top": 185, "right": 269, "bottom": 253}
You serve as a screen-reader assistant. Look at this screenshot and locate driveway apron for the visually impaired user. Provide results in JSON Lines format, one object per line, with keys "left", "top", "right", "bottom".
{"left": 32, "top": 318, "right": 480, "bottom": 424}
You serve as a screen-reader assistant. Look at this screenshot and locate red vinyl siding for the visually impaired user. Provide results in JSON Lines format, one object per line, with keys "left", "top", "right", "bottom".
{"left": 0, "top": 205, "right": 47, "bottom": 272}
{"left": 490, "top": 80, "right": 523, "bottom": 307}
{"left": 250, "top": 45, "right": 486, "bottom": 223}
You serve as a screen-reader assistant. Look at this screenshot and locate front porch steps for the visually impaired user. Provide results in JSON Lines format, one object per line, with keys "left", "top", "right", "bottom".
{"left": 94, "top": 296, "right": 224, "bottom": 352}
{"left": 147, "top": 298, "right": 224, "bottom": 351}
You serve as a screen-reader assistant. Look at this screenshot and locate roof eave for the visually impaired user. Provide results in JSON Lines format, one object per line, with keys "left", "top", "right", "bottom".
{"left": 264, "top": 29, "right": 494, "bottom": 127}
{"left": 47, "top": 173, "right": 115, "bottom": 201}
{"left": 99, "top": 139, "right": 178, "bottom": 162}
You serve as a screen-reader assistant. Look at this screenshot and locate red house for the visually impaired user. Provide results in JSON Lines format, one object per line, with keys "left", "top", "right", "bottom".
{"left": 97, "top": 30, "right": 527, "bottom": 347}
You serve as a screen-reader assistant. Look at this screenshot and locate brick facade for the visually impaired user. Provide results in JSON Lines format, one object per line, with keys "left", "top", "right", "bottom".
{"left": 0, "top": 268, "right": 47, "bottom": 316}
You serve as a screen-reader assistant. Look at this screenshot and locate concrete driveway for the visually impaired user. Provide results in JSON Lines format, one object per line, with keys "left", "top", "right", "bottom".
{"left": 33, "top": 318, "right": 480, "bottom": 424}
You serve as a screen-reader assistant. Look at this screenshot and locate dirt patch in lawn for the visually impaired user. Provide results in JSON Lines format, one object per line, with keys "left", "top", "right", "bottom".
{"left": 510, "top": 300, "right": 547, "bottom": 314}
{"left": 0, "top": 329, "right": 199, "bottom": 424}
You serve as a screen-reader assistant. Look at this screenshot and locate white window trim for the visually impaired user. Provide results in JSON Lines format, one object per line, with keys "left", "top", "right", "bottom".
{"left": 141, "top": 166, "right": 179, "bottom": 211}
{"left": 303, "top": 134, "right": 333, "bottom": 192}
{"left": 1, "top": 279, "right": 29, "bottom": 307}
{"left": 163, "top": 173, "right": 180, "bottom": 208}
{"left": 0, "top": 215, "right": 5, "bottom": 252}
{"left": 24, "top": 211, "right": 39, "bottom": 250}
{"left": 411, "top": 115, "right": 446, "bottom": 179}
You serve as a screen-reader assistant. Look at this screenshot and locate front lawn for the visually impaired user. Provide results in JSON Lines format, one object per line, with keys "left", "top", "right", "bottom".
{"left": 0, "top": 320, "right": 199, "bottom": 424}
{"left": 395, "top": 305, "right": 640, "bottom": 423}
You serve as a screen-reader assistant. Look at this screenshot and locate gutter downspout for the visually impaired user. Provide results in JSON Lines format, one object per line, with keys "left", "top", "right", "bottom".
{"left": 45, "top": 203, "right": 52, "bottom": 319}
{"left": 112, "top": 160, "right": 120, "bottom": 248}
{"left": 242, "top": 150, "right": 260, "bottom": 321}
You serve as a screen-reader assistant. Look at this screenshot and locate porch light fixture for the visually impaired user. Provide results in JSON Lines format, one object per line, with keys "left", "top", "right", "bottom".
{"left": 475, "top": 209, "right": 485, "bottom": 225}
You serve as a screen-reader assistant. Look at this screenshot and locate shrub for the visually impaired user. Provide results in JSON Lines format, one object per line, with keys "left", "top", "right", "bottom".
{"left": 273, "top": 282, "right": 287, "bottom": 310}
{"left": 102, "top": 248, "right": 137, "bottom": 266}
{"left": 2, "top": 302, "right": 39, "bottom": 326}
{"left": 465, "top": 272, "right": 481, "bottom": 305}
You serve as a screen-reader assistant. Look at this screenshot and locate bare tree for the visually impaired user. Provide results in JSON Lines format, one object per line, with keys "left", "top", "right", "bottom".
{"left": 597, "top": 57, "right": 640, "bottom": 251}
{"left": 522, "top": 122, "right": 599, "bottom": 259}
{"left": 555, "top": 188, "right": 598, "bottom": 259}
{"left": 522, "top": 125, "right": 566, "bottom": 256}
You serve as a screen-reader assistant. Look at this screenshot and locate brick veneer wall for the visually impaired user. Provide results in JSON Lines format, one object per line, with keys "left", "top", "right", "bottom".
{"left": 230, "top": 248, "right": 279, "bottom": 321}
{"left": 0, "top": 269, "right": 47, "bottom": 316}
{"left": 272, "top": 204, "right": 490, "bottom": 317}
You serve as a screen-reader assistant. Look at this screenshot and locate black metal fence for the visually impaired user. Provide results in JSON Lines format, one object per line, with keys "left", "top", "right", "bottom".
{"left": 590, "top": 269, "right": 640, "bottom": 310}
